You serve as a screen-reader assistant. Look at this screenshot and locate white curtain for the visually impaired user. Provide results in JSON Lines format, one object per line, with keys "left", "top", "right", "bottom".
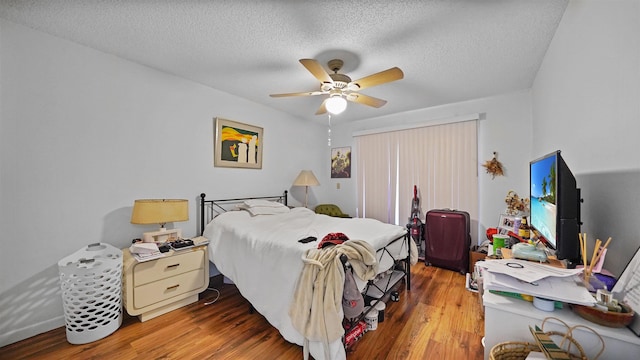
{"left": 355, "top": 120, "right": 478, "bottom": 226}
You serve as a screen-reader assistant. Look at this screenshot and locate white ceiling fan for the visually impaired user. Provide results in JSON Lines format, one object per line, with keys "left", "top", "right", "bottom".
{"left": 270, "top": 58, "right": 404, "bottom": 115}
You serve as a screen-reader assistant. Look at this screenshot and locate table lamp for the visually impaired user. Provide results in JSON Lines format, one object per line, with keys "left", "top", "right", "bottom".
{"left": 292, "top": 170, "right": 319, "bottom": 208}
{"left": 131, "top": 199, "right": 189, "bottom": 242}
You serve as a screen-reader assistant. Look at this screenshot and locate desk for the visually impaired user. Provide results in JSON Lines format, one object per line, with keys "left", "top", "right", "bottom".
{"left": 483, "top": 291, "right": 640, "bottom": 359}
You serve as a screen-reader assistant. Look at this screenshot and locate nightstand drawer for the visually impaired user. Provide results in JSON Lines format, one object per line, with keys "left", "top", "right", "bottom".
{"left": 133, "top": 250, "right": 204, "bottom": 286}
{"left": 134, "top": 268, "right": 206, "bottom": 308}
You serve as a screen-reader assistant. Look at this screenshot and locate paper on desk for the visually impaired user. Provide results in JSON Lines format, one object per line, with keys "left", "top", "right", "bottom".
{"left": 130, "top": 242, "right": 159, "bottom": 254}
{"left": 477, "top": 259, "right": 584, "bottom": 283}
{"left": 525, "top": 352, "right": 547, "bottom": 360}
{"left": 132, "top": 251, "right": 165, "bottom": 262}
{"left": 483, "top": 271, "right": 596, "bottom": 306}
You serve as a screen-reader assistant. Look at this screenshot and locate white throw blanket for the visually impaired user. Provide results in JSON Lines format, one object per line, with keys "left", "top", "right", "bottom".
{"left": 289, "top": 240, "right": 378, "bottom": 360}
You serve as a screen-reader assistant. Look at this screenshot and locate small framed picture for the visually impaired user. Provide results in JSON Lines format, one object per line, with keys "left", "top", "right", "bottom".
{"left": 498, "top": 214, "right": 516, "bottom": 232}
{"left": 331, "top": 146, "right": 351, "bottom": 178}
{"left": 214, "top": 117, "right": 263, "bottom": 169}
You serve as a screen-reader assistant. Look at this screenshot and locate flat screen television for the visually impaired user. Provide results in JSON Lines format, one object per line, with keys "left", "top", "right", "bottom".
{"left": 529, "top": 150, "right": 581, "bottom": 267}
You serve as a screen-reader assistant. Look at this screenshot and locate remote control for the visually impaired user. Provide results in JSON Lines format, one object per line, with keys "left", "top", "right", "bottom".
{"left": 171, "top": 239, "right": 194, "bottom": 249}
{"left": 298, "top": 236, "right": 317, "bottom": 243}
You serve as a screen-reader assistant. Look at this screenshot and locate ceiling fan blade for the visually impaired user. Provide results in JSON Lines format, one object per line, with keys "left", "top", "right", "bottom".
{"left": 300, "top": 59, "right": 334, "bottom": 84}
{"left": 348, "top": 67, "right": 404, "bottom": 91}
{"left": 346, "top": 93, "right": 388, "bottom": 108}
{"left": 270, "top": 91, "right": 324, "bottom": 98}
{"left": 315, "top": 99, "right": 328, "bottom": 115}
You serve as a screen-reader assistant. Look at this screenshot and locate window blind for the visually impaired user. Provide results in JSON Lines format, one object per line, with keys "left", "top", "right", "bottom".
{"left": 355, "top": 120, "right": 478, "bottom": 226}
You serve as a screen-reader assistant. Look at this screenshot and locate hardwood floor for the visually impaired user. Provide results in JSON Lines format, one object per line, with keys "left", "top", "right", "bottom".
{"left": 0, "top": 264, "right": 485, "bottom": 359}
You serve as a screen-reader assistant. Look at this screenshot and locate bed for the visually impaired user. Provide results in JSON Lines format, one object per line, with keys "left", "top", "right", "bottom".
{"left": 199, "top": 191, "right": 416, "bottom": 360}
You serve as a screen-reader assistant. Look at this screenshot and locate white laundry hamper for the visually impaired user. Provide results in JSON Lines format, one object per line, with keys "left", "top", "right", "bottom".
{"left": 58, "top": 242, "right": 123, "bottom": 344}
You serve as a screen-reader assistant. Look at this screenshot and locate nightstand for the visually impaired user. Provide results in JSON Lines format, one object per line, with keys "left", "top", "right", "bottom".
{"left": 122, "top": 245, "right": 209, "bottom": 322}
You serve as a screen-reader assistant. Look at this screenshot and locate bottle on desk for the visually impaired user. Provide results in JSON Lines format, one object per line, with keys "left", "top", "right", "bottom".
{"left": 518, "top": 217, "right": 530, "bottom": 240}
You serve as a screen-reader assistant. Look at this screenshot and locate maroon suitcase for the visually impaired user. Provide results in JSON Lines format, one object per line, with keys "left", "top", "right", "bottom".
{"left": 424, "top": 209, "right": 471, "bottom": 274}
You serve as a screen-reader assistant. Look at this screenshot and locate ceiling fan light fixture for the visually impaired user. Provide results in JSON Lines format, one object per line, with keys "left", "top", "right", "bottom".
{"left": 326, "top": 95, "right": 347, "bottom": 114}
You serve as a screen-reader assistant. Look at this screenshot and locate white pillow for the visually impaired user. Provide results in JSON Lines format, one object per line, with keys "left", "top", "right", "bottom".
{"left": 243, "top": 199, "right": 285, "bottom": 208}
{"left": 245, "top": 205, "right": 290, "bottom": 216}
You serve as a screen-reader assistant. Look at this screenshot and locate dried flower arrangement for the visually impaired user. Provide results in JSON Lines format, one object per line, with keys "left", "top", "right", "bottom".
{"left": 505, "top": 190, "right": 530, "bottom": 215}
{"left": 482, "top": 152, "right": 504, "bottom": 179}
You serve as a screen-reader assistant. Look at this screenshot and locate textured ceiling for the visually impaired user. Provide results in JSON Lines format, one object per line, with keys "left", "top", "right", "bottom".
{"left": 0, "top": 0, "right": 568, "bottom": 123}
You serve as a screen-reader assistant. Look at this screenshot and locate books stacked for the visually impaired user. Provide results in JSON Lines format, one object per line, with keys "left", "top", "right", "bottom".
{"left": 129, "top": 242, "right": 165, "bottom": 262}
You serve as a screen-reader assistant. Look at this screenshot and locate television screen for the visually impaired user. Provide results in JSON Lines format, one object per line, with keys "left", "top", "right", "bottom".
{"left": 530, "top": 153, "right": 558, "bottom": 248}
{"left": 530, "top": 150, "right": 581, "bottom": 267}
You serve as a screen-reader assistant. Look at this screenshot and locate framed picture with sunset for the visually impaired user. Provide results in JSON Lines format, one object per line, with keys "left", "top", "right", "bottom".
{"left": 214, "top": 117, "right": 263, "bottom": 169}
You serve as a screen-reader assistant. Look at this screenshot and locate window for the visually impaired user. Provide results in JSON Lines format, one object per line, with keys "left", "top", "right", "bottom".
{"left": 355, "top": 119, "right": 478, "bottom": 226}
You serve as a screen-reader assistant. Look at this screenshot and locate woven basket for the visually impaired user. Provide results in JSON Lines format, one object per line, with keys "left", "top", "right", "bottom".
{"left": 490, "top": 341, "right": 540, "bottom": 360}
{"left": 489, "top": 317, "right": 604, "bottom": 360}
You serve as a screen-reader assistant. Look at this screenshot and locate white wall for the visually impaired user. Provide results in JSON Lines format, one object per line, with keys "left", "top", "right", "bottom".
{"left": 531, "top": 0, "right": 640, "bottom": 275}
{"left": 0, "top": 19, "right": 326, "bottom": 346}
{"left": 532, "top": 0, "right": 639, "bottom": 172}
{"left": 328, "top": 90, "right": 534, "bottom": 247}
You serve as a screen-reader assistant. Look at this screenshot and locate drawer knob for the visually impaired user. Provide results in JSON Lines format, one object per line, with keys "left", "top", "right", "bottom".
{"left": 166, "top": 263, "right": 180, "bottom": 269}
{"left": 166, "top": 284, "right": 180, "bottom": 290}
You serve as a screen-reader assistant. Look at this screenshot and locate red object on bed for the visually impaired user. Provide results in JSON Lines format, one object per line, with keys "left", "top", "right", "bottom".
{"left": 318, "top": 232, "right": 350, "bottom": 248}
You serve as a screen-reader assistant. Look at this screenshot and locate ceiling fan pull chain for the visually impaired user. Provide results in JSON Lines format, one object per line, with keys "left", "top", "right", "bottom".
{"left": 327, "top": 114, "right": 332, "bottom": 147}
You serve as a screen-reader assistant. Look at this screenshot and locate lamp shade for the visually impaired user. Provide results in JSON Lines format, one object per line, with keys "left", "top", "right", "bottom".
{"left": 131, "top": 199, "right": 189, "bottom": 225}
{"left": 292, "top": 170, "right": 320, "bottom": 187}
{"left": 325, "top": 96, "right": 347, "bottom": 114}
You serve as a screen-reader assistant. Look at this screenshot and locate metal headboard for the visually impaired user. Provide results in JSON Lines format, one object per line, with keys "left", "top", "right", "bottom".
{"left": 200, "top": 191, "right": 288, "bottom": 235}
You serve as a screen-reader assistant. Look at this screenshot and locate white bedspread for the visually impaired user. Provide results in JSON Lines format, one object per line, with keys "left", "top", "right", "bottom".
{"left": 203, "top": 207, "right": 407, "bottom": 360}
